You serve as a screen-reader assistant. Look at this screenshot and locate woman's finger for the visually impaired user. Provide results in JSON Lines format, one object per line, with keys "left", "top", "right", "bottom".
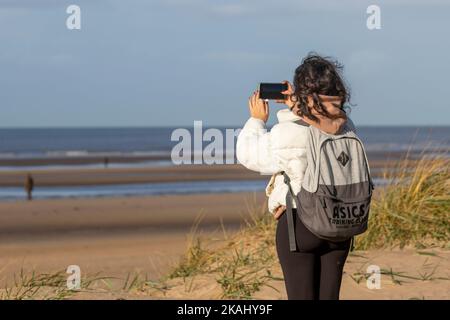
{"left": 273, "top": 205, "right": 286, "bottom": 220}
{"left": 251, "top": 91, "right": 257, "bottom": 108}
{"left": 248, "top": 93, "right": 254, "bottom": 109}
{"left": 256, "top": 92, "right": 262, "bottom": 107}
{"left": 272, "top": 209, "right": 280, "bottom": 219}
{"left": 254, "top": 92, "right": 260, "bottom": 107}
{"left": 274, "top": 209, "right": 283, "bottom": 220}
{"left": 281, "top": 81, "right": 294, "bottom": 94}
{"left": 282, "top": 88, "right": 293, "bottom": 95}
{"left": 272, "top": 205, "right": 281, "bottom": 216}
{"left": 249, "top": 92, "right": 256, "bottom": 109}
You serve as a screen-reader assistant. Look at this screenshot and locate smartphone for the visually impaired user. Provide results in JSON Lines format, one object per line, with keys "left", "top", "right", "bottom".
{"left": 259, "top": 83, "right": 288, "bottom": 100}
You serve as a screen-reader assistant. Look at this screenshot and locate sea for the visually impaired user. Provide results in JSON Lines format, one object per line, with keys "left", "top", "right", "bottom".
{"left": 0, "top": 126, "right": 448, "bottom": 200}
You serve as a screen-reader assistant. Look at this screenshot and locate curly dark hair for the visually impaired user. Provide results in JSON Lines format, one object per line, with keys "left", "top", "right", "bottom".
{"left": 292, "top": 53, "right": 350, "bottom": 122}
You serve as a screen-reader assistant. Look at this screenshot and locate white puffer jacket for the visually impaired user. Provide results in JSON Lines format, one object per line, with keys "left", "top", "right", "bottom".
{"left": 236, "top": 108, "right": 355, "bottom": 214}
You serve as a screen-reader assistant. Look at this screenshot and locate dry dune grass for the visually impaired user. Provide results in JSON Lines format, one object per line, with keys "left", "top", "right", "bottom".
{"left": 142, "top": 152, "right": 449, "bottom": 299}
{"left": 357, "top": 152, "right": 449, "bottom": 249}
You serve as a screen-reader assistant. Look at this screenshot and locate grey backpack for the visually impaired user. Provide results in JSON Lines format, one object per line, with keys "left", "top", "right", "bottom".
{"left": 283, "top": 120, "right": 374, "bottom": 252}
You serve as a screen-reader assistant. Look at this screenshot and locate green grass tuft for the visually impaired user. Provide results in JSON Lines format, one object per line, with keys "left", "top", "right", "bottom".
{"left": 356, "top": 152, "right": 449, "bottom": 249}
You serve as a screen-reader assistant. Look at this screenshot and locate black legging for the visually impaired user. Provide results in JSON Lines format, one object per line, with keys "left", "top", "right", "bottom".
{"left": 276, "top": 209, "right": 350, "bottom": 300}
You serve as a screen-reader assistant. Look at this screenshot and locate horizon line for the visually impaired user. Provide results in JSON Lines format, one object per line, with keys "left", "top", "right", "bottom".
{"left": 0, "top": 124, "right": 449, "bottom": 129}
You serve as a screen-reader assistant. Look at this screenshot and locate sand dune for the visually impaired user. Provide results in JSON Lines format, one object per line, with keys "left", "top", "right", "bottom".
{"left": 0, "top": 191, "right": 448, "bottom": 300}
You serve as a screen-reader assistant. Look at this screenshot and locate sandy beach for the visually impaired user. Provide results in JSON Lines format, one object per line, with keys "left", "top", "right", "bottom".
{"left": 0, "top": 191, "right": 266, "bottom": 286}
{"left": 0, "top": 160, "right": 448, "bottom": 299}
{"left": 1, "top": 190, "right": 448, "bottom": 300}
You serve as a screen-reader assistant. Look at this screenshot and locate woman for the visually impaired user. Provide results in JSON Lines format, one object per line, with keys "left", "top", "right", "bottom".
{"left": 236, "top": 54, "right": 355, "bottom": 300}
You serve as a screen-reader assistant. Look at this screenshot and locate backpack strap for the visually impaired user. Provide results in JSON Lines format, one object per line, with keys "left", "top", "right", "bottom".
{"left": 294, "top": 119, "right": 311, "bottom": 127}
{"left": 282, "top": 171, "right": 301, "bottom": 252}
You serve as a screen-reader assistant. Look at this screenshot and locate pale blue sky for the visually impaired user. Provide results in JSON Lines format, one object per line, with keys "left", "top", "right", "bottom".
{"left": 0, "top": 0, "right": 449, "bottom": 127}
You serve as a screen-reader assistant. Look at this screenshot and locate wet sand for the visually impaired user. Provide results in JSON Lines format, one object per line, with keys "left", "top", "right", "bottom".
{"left": 0, "top": 164, "right": 263, "bottom": 187}
{"left": 0, "top": 157, "right": 414, "bottom": 187}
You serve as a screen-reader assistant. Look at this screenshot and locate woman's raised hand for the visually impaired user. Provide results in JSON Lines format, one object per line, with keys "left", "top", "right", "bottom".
{"left": 276, "top": 80, "right": 296, "bottom": 109}
{"left": 248, "top": 90, "right": 269, "bottom": 123}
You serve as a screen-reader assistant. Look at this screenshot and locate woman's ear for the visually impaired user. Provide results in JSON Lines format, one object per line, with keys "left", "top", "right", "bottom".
{"left": 331, "top": 101, "right": 343, "bottom": 110}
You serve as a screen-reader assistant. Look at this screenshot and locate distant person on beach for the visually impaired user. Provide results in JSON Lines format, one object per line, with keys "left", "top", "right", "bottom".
{"left": 25, "top": 173, "right": 34, "bottom": 201}
{"left": 104, "top": 157, "right": 109, "bottom": 168}
{"left": 237, "top": 54, "right": 359, "bottom": 300}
